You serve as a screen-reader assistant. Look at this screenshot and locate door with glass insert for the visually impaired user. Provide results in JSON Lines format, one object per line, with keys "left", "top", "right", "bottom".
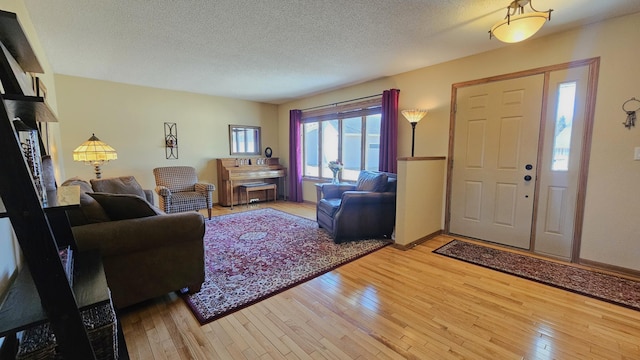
{"left": 450, "top": 63, "right": 594, "bottom": 258}
{"left": 533, "top": 66, "right": 590, "bottom": 259}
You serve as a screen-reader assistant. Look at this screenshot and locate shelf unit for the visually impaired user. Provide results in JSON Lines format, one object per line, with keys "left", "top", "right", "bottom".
{"left": 0, "top": 251, "right": 110, "bottom": 337}
{"left": 0, "top": 9, "right": 121, "bottom": 359}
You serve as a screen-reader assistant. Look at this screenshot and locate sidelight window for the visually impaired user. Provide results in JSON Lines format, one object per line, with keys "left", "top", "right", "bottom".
{"left": 551, "top": 82, "right": 577, "bottom": 171}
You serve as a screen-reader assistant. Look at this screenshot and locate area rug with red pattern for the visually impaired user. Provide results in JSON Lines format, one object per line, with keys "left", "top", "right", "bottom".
{"left": 434, "top": 240, "right": 640, "bottom": 311}
{"left": 183, "top": 208, "right": 390, "bottom": 324}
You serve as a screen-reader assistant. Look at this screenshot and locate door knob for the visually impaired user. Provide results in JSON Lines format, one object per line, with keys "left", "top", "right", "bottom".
{"left": 524, "top": 175, "right": 532, "bottom": 181}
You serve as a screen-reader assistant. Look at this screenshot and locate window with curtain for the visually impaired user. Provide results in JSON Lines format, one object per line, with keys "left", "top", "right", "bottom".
{"left": 302, "top": 97, "right": 382, "bottom": 181}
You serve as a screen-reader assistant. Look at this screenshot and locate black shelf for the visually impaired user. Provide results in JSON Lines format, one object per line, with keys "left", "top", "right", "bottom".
{"left": 0, "top": 250, "right": 110, "bottom": 337}
{"left": 2, "top": 93, "right": 57, "bottom": 123}
{"left": 0, "top": 186, "right": 80, "bottom": 218}
{"left": 0, "top": 8, "right": 116, "bottom": 359}
{"left": 0, "top": 10, "right": 42, "bottom": 73}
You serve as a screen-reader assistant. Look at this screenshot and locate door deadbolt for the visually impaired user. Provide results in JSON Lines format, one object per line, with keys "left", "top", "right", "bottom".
{"left": 525, "top": 164, "right": 533, "bottom": 170}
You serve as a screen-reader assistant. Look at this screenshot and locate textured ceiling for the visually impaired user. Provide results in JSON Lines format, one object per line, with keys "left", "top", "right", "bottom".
{"left": 22, "top": 0, "right": 640, "bottom": 104}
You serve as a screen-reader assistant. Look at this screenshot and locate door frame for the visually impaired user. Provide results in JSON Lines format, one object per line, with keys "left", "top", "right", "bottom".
{"left": 444, "top": 57, "right": 600, "bottom": 262}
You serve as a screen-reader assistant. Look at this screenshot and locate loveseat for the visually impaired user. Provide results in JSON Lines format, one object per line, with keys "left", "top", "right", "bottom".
{"left": 316, "top": 170, "right": 397, "bottom": 243}
{"left": 62, "top": 176, "right": 205, "bottom": 309}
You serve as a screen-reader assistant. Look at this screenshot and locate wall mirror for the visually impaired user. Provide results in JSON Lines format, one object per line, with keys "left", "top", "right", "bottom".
{"left": 229, "top": 125, "right": 261, "bottom": 155}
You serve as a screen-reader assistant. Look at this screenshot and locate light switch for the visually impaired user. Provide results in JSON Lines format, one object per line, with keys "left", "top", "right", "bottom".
{"left": 635, "top": 147, "right": 640, "bottom": 160}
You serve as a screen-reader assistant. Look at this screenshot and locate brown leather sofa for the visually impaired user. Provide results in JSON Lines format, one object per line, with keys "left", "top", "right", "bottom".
{"left": 316, "top": 171, "right": 397, "bottom": 243}
{"left": 61, "top": 177, "right": 205, "bottom": 309}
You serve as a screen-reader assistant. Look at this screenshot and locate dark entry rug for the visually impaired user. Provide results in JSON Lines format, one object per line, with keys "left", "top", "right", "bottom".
{"left": 434, "top": 240, "right": 640, "bottom": 311}
{"left": 183, "top": 208, "right": 390, "bottom": 324}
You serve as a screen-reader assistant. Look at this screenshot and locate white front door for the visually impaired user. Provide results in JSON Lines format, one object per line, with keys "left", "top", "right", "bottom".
{"left": 449, "top": 74, "right": 544, "bottom": 249}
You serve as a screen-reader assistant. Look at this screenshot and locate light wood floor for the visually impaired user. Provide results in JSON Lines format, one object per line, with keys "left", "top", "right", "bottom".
{"left": 120, "top": 202, "right": 640, "bottom": 359}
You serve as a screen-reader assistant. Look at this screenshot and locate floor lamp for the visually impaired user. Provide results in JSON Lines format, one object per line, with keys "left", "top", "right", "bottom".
{"left": 401, "top": 109, "right": 428, "bottom": 157}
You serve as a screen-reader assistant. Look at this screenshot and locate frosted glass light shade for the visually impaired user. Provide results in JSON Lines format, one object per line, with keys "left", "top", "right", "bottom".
{"left": 401, "top": 109, "right": 428, "bottom": 123}
{"left": 73, "top": 134, "right": 118, "bottom": 162}
{"left": 490, "top": 12, "right": 549, "bottom": 43}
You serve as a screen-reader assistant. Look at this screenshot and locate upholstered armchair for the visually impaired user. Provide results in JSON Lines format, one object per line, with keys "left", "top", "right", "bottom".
{"left": 316, "top": 170, "right": 397, "bottom": 243}
{"left": 153, "top": 166, "right": 215, "bottom": 219}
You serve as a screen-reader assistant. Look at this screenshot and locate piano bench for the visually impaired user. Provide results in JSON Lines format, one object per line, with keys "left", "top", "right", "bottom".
{"left": 238, "top": 183, "right": 277, "bottom": 208}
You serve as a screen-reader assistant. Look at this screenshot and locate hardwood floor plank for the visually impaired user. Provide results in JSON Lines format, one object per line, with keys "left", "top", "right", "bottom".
{"left": 114, "top": 202, "right": 640, "bottom": 359}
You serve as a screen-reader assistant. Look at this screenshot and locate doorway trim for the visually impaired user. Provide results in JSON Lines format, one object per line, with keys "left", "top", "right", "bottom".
{"left": 444, "top": 57, "right": 600, "bottom": 262}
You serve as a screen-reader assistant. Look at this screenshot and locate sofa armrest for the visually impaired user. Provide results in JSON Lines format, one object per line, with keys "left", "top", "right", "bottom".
{"left": 195, "top": 182, "right": 215, "bottom": 193}
{"left": 143, "top": 189, "right": 154, "bottom": 205}
{"left": 72, "top": 212, "right": 205, "bottom": 256}
{"left": 155, "top": 185, "right": 171, "bottom": 197}
{"left": 340, "top": 191, "right": 396, "bottom": 206}
{"left": 320, "top": 184, "right": 356, "bottom": 199}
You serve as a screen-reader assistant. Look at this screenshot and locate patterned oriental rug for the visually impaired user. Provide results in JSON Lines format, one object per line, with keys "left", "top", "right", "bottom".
{"left": 434, "top": 240, "right": 640, "bottom": 311}
{"left": 183, "top": 208, "right": 390, "bottom": 324}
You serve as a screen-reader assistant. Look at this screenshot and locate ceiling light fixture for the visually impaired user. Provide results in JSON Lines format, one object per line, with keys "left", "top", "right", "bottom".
{"left": 489, "top": 0, "right": 553, "bottom": 43}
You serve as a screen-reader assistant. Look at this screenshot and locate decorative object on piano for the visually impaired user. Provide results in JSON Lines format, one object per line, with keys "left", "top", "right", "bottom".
{"left": 622, "top": 97, "right": 639, "bottom": 130}
{"left": 164, "top": 122, "right": 178, "bottom": 159}
{"left": 229, "top": 125, "right": 261, "bottom": 155}
{"left": 264, "top": 146, "right": 272, "bottom": 158}
{"left": 12, "top": 118, "right": 47, "bottom": 203}
{"left": 328, "top": 160, "right": 343, "bottom": 184}
{"left": 72, "top": 134, "right": 118, "bottom": 179}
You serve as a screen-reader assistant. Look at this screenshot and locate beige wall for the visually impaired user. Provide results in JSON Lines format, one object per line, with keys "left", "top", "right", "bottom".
{"left": 278, "top": 12, "right": 640, "bottom": 271}
{"left": 395, "top": 158, "right": 446, "bottom": 247}
{"left": 55, "top": 75, "right": 279, "bottom": 204}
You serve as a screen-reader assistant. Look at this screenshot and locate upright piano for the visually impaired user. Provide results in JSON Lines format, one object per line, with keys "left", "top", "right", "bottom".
{"left": 216, "top": 157, "right": 287, "bottom": 208}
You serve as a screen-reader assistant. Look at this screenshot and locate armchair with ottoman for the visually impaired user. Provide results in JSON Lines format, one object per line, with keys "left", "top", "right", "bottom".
{"left": 316, "top": 170, "right": 397, "bottom": 243}
{"left": 61, "top": 176, "right": 205, "bottom": 309}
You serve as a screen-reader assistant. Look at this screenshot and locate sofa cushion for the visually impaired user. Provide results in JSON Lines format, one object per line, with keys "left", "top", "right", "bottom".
{"left": 61, "top": 178, "right": 110, "bottom": 226}
{"left": 355, "top": 171, "right": 388, "bottom": 192}
{"left": 61, "top": 177, "right": 93, "bottom": 194}
{"left": 317, "top": 198, "right": 342, "bottom": 217}
{"left": 89, "top": 192, "right": 163, "bottom": 221}
{"left": 90, "top": 176, "right": 146, "bottom": 199}
{"left": 385, "top": 177, "right": 397, "bottom": 193}
{"left": 41, "top": 155, "right": 57, "bottom": 192}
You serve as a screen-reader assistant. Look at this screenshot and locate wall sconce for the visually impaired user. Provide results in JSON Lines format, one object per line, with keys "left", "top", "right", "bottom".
{"left": 489, "top": 0, "right": 553, "bottom": 43}
{"left": 401, "top": 109, "right": 428, "bottom": 157}
{"left": 165, "top": 122, "right": 178, "bottom": 159}
{"left": 72, "top": 134, "right": 117, "bottom": 179}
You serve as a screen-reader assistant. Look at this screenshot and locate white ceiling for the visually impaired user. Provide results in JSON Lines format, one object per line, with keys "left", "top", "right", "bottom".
{"left": 22, "top": 0, "right": 640, "bottom": 104}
